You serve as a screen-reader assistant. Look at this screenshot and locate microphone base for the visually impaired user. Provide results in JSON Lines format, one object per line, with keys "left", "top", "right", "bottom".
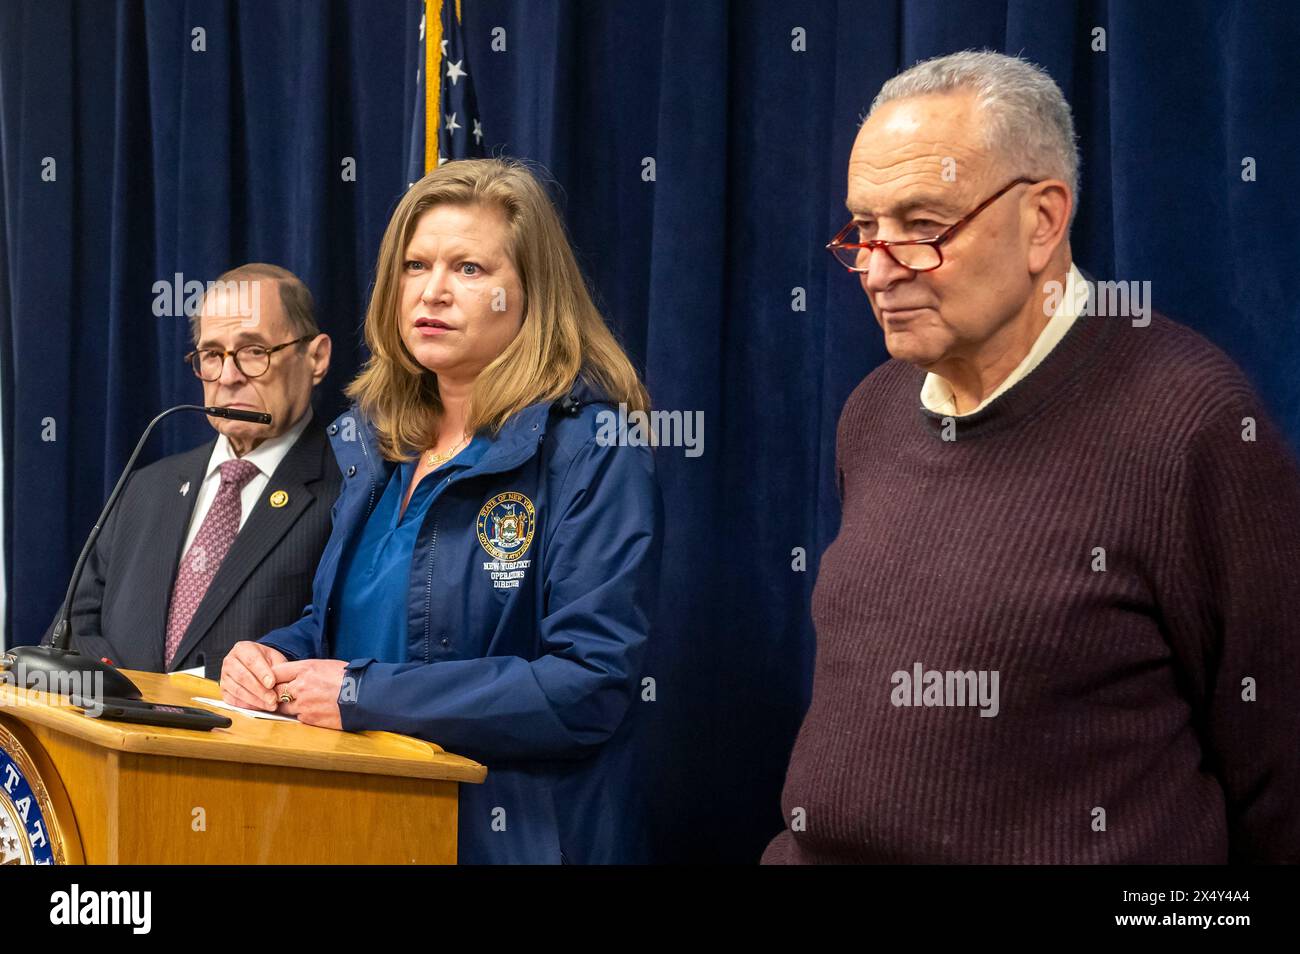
{"left": 1, "top": 645, "right": 142, "bottom": 700}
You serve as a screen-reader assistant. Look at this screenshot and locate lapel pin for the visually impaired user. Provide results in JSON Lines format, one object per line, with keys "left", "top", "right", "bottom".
{"left": 269, "top": 490, "right": 289, "bottom": 508}
{"left": 180, "top": 481, "right": 190, "bottom": 497}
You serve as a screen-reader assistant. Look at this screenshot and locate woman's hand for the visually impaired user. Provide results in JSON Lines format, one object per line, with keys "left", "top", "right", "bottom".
{"left": 270, "top": 659, "right": 348, "bottom": 729}
{"left": 220, "top": 641, "right": 289, "bottom": 710}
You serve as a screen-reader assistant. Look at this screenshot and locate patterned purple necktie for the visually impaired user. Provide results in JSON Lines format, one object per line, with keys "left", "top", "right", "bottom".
{"left": 164, "top": 458, "right": 261, "bottom": 668}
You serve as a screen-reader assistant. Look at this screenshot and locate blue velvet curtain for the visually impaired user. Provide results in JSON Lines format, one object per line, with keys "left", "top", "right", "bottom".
{"left": 3, "top": 0, "right": 1297, "bottom": 862}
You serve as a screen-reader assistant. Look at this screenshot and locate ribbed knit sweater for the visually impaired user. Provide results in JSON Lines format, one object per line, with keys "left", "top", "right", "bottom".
{"left": 763, "top": 309, "right": 1300, "bottom": 863}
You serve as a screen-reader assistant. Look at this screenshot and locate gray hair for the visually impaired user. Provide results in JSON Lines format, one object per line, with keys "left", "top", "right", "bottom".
{"left": 869, "top": 50, "right": 1079, "bottom": 225}
{"left": 191, "top": 262, "right": 318, "bottom": 345}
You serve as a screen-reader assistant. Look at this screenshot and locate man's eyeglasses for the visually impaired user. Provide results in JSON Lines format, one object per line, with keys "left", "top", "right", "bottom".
{"left": 184, "top": 336, "right": 314, "bottom": 381}
{"left": 827, "top": 177, "right": 1039, "bottom": 274}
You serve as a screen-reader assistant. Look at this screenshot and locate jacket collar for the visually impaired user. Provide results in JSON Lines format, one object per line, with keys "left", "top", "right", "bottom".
{"left": 336, "top": 376, "right": 609, "bottom": 485}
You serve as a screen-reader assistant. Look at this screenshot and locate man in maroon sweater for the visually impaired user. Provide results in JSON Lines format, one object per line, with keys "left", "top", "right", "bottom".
{"left": 763, "top": 51, "right": 1300, "bottom": 863}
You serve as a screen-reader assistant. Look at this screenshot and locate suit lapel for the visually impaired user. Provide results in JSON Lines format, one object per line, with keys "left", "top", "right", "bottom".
{"left": 136, "top": 445, "right": 211, "bottom": 671}
{"left": 170, "top": 421, "right": 327, "bottom": 668}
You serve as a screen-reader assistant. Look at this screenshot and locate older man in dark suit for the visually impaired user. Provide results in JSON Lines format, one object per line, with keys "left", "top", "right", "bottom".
{"left": 48, "top": 263, "right": 341, "bottom": 679}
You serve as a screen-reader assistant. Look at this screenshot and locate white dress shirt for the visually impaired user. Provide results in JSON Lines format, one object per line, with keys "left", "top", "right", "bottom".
{"left": 920, "top": 263, "right": 1087, "bottom": 417}
{"left": 177, "top": 408, "right": 313, "bottom": 563}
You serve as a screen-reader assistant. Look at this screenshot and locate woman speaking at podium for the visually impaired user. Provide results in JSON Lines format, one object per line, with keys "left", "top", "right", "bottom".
{"left": 219, "top": 158, "right": 661, "bottom": 865}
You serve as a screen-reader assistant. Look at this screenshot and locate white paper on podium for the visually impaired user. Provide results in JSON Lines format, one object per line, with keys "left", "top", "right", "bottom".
{"left": 192, "top": 696, "right": 298, "bottom": 723}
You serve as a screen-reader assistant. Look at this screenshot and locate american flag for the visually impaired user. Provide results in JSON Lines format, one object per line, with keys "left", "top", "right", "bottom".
{"left": 408, "top": 0, "right": 485, "bottom": 183}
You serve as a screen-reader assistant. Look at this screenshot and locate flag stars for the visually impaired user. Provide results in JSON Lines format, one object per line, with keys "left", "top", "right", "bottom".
{"left": 445, "top": 112, "right": 461, "bottom": 134}
{"left": 472, "top": 119, "right": 483, "bottom": 145}
{"left": 446, "top": 59, "right": 466, "bottom": 85}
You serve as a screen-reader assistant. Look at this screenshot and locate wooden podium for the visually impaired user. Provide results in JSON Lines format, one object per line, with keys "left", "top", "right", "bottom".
{"left": 0, "top": 669, "right": 485, "bottom": 864}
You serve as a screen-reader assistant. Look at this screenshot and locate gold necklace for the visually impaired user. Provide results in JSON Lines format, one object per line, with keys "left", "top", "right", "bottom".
{"left": 426, "top": 433, "right": 470, "bottom": 468}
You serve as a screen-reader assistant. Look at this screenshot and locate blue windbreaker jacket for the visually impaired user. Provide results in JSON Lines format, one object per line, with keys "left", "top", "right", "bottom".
{"left": 258, "top": 379, "right": 662, "bottom": 864}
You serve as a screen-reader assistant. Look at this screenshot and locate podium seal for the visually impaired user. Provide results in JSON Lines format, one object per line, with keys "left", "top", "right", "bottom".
{"left": 0, "top": 723, "right": 73, "bottom": 864}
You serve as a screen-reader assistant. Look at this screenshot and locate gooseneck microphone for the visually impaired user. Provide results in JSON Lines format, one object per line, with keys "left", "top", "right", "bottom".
{"left": 203, "top": 406, "right": 274, "bottom": 424}
{"left": 0, "top": 404, "right": 272, "bottom": 699}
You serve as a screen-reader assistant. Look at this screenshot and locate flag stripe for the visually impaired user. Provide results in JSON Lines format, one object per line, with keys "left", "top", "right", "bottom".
{"left": 424, "top": 0, "right": 443, "bottom": 173}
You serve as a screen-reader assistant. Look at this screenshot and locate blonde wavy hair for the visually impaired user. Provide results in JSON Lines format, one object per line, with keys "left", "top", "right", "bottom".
{"left": 347, "top": 158, "right": 650, "bottom": 461}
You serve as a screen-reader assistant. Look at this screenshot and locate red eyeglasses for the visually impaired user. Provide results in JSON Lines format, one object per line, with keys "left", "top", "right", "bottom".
{"left": 827, "top": 177, "right": 1040, "bottom": 273}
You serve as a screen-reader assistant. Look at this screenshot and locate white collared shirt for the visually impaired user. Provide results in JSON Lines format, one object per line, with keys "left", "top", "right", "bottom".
{"left": 920, "top": 263, "right": 1087, "bottom": 417}
{"left": 177, "top": 408, "right": 313, "bottom": 564}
